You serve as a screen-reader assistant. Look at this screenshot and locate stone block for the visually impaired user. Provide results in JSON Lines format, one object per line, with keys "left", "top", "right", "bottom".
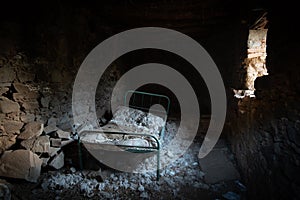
{"left": 0, "top": 97, "right": 20, "bottom": 114}
{"left": 21, "top": 135, "right": 50, "bottom": 153}
{"left": 0, "top": 67, "right": 15, "bottom": 83}
{"left": 0, "top": 150, "right": 43, "bottom": 182}
{"left": 20, "top": 113, "right": 35, "bottom": 123}
{"left": 13, "top": 83, "right": 30, "bottom": 94}
{"left": 43, "top": 125, "right": 58, "bottom": 135}
{"left": 49, "top": 151, "right": 64, "bottom": 169}
{"left": 56, "top": 129, "right": 71, "bottom": 139}
{"left": 21, "top": 101, "right": 40, "bottom": 112}
{"left": 49, "top": 147, "right": 60, "bottom": 157}
{"left": 50, "top": 138, "right": 62, "bottom": 147}
{"left": 0, "top": 134, "right": 17, "bottom": 154}
{"left": 3, "top": 120, "right": 24, "bottom": 134}
{"left": 12, "top": 93, "right": 39, "bottom": 103}
{"left": 18, "top": 122, "right": 43, "bottom": 140}
{"left": 0, "top": 86, "right": 9, "bottom": 95}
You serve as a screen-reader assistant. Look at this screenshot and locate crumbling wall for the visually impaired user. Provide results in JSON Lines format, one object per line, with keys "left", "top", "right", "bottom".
{"left": 233, "top": 13, "right": 268, "bottom": 99}
{"left": 244, "top": 29, "right": 268, "bottom": 90}
{"left": 227, "top": 10, "right": 300, "bottom": 199}
{"left": 228, "top": 78, "right": 300, "bottom": 199}
{"left": 0, "top": 53, "right": 80, "bottom": 181}
{"left": 0, "top": 53, "right": 74, "bottom": 130}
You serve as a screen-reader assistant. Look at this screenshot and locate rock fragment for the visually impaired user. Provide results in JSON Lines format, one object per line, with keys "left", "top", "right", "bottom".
{"left": 49, "top": 152, "right": 64, "bottom": 169}
{"left": 0, "top": 97, "right": 20, "bottom": 114}
{"left": 0, "top": 150, "right": 43, "bottom": 182}
{"left": 0, "top": 134, "right": 17, "bottom": 154}
{"left": 56, "top": 129, "right": 71, "bottom": 139}
{"left": 3, "top": 120, "right": 24, "bottom": 134}
{"left": 18, "top": 122, "right": 43, "bottom": 140}
{"left": 20, "top": 135, "right": 50, "bottom": 153}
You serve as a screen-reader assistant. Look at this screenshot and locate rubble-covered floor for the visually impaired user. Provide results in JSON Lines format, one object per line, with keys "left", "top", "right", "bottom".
{"left": 8, "top": 138, "right": 247, "bottom": 200}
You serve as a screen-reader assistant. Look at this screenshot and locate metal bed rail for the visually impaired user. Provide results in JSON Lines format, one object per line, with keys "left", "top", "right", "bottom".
{"left": 78, "top": 130, "right": 161, "bottom": 180}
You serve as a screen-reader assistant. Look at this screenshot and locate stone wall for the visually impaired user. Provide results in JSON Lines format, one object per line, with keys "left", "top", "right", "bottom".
{"left": 0, "top": 53, "right": 74, "bottom": 131}
{"left": 228, "top": 79, "right": 300, "bottom": 199}
{"left": 227, "top": 7, "right": 300, "bottom": 199}
{"left": 0, "top": 53, "right": 78, "bottom": 181}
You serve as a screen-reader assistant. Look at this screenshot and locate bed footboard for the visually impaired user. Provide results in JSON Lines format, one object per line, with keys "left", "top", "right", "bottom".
{"left": 78, "top": 130, "right": 161, "bottom": 180}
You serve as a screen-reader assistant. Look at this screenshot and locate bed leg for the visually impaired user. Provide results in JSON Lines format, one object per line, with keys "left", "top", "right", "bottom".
{"left": 78, "top": 138, "right": 83, "bottom": 170}
{"left": 156, "top": 150, "right": 160, "bottom": 181}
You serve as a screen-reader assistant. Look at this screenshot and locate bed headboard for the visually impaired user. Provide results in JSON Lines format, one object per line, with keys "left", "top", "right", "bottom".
{"left": 124, "top": 90, "right": 170, "bottom": 122}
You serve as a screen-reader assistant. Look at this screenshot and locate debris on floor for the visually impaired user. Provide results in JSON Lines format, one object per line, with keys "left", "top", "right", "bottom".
{"left": 222, "top": 191, "right": 241, "bottom": 200}
{"left": 0, "top": 121, "right": 74, "bottom": 182}
{"left": 1, "top": 120, "right": 247, "bottom": 199}
{"left": 0, "top": 179, "right": 12, "bottom": 200}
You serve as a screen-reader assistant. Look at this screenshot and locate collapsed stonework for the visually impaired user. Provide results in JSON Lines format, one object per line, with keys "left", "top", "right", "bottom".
{"left": 234, "top": 13, "right": 268, "bottom": 99}
{"left": 0, "top": 53, "right": 76, "bottom": 182}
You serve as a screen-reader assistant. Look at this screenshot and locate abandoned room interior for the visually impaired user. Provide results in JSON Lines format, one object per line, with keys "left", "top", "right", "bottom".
{"left": 0, "top": 0, "right": 299, "bottom": 199}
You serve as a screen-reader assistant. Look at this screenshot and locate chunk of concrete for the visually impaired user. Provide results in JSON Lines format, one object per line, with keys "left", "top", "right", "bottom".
{"left": 3, "top": 120, "right": 24, "bottom": 134}
{"left": 18, "top": 122, "right": 43, "bottom": 140}
{"left": 0, "top": 150, "right": 43, "bottom": 182}
{"left": 21, "top": 135, "right": 50, "bottom": 153}
{"left": 0, "top": 97, "right": 20, "bottom": 114}
{"left": 49, "top": 152, "right": 64, "bottom": 169}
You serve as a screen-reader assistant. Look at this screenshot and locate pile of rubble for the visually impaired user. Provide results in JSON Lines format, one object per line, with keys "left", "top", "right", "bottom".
{"left": 0, "top": 121, "right": 74, "bottom": 182}
{"left": 0, "top": 115, "right": 74, "bottom": 183}
{"left": 23, "top": 140, "right": 246, "bottom": 200}
{"left": 0, "top": 54, "right": 75, "bottom": 183}
{"left": 0, "top": 116, "right": 247, "bottom": 199}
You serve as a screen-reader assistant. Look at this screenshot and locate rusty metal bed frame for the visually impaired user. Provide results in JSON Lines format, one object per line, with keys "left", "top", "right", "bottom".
{"left": 77, "top": 90, "right": 170, "bottom": 180}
